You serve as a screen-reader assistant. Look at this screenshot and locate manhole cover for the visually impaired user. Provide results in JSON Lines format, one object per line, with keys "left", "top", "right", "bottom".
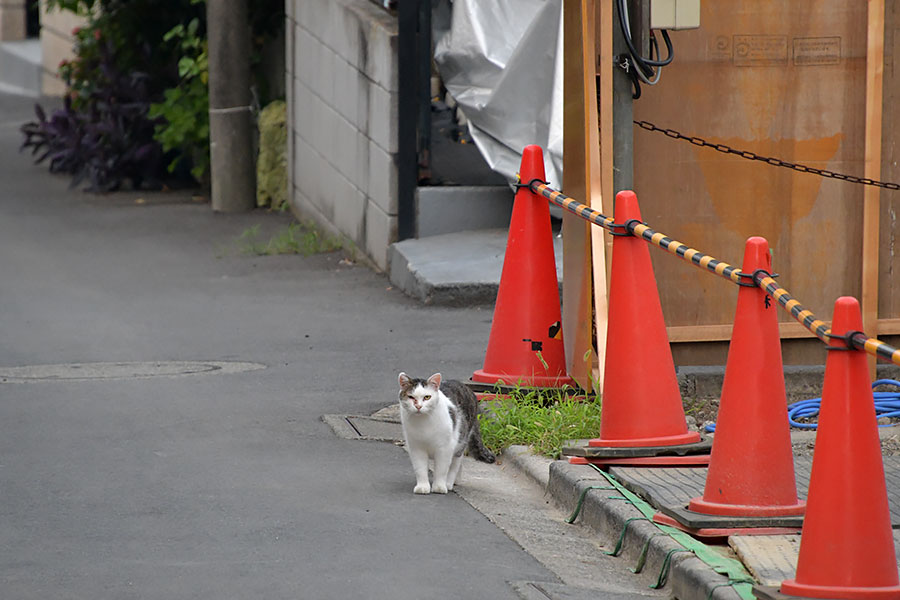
{"left": 0, "top": 361, "right": 266, "bottom": 383}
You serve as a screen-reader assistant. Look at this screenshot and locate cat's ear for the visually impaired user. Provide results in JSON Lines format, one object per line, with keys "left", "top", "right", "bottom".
{"left": 398, "top": 372, "right": 411, "bottom": 388}
{"left": 427, "top": 373, "right": 442, "bottom": 389}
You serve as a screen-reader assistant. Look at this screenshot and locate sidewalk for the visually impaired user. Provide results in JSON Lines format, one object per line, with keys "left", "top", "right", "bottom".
{"left": 331, "top": 400, "right": 900, "bottom": 600}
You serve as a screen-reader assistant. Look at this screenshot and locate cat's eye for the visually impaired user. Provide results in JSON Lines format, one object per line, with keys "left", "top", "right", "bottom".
{"left": 423, "top": 395, "right": 431, "bottom": 400}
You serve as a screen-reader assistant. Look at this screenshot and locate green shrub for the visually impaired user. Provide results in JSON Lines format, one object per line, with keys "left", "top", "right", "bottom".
{"left": 148, "top": 15, "right": 210, "bottom": 182}
{"left": 31, "top": 0, "right": 285, "bottom": 190}
{"left": 255, "top": 100, "right": 287, "bottom": 209}
{"left": 49, "top": 0, "right": 203, "bottom": 104}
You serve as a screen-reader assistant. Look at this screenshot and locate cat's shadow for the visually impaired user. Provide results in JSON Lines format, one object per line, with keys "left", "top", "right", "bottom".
{"left": 378, "top": 464, "right": 461, "bottom": 497}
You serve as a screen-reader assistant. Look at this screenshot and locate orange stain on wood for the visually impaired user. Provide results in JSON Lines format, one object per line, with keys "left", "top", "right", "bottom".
{"left": 693, "top": 134, "right": 843, "bottom": 242}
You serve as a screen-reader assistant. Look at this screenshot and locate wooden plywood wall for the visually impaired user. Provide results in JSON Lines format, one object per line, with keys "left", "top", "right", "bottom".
{"left": 628, "top": 1, "right": 897, "bottom": 364}
{"left": 880, "top": 1, "right": 900, "bottom": 325}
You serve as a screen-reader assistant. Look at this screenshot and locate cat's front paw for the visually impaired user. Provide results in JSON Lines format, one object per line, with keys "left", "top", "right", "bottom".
{"left": 413, "top": 483, "right": 431, "bottom": 494}
{"left": 431, "top": 482, "right": 448, "bottom": 494}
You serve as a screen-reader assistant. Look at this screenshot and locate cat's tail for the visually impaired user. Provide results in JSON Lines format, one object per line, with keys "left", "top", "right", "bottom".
{"left": 468, "top": 426, "right": 496, "bottom": 464}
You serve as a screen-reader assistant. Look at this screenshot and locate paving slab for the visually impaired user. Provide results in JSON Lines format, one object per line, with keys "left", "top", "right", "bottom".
{"left": 608, "top": 455, "right": 900, "bottom": 527}
{"left": 729, "top": 532, "right": 900, "bottom": 587}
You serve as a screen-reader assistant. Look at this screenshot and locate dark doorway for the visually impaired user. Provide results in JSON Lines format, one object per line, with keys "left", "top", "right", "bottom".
{"left": 26, "top": 0, "right": 40, "bottom": 38}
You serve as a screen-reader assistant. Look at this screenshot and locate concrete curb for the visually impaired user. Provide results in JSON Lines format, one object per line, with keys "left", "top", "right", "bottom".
{"left": 501, "top": 445, "right": 552, "bottom": 489}
{"left": 502, "top": 446, "right": 745, "bottom": 600}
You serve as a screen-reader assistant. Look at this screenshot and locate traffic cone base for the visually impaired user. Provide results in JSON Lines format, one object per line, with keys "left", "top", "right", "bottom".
{"left": 652, "top": 512, "right": 801, "bottom": 540}
{"left": 471, "top": 368, "right": 572, "bottom": 388}
{"left": 752, "top": 584, "right": 853, "bottom": 600}
{"left": 688, "top": 496, "right": 805, "bottom": 517}
{"left": 574, "top": 436, "right": 709, "bottom": 455}
{"left": 588, "top": 430, "right": 700, "bottom": 448}
{"left": 567, "top": 455, "right": 710, "bottom": 467}
{"left": 779, "top": 580, "right": 900, "bottom": 600}
{"left": 588, "top": 432, "right": 701, "bottom": 451}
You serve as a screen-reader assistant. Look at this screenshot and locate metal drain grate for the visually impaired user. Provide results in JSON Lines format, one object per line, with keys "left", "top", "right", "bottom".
{"left": 322, "top": 414, "right": 403, "bottom": 443}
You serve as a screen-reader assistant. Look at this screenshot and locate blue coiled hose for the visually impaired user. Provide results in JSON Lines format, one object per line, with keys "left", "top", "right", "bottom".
{"left": 704, "top": 378, "right": 900, "bottom": 433}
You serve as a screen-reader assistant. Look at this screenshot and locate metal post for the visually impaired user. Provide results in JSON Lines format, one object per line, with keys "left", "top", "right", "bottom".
{"left": 611, "top": 0, "right": 636, "bottom": 195}
{"left": 397, "top": 0, "right": 418, "bottom": 239}
{"left": 417, "top": 0, "right": 432, "bottom": 181}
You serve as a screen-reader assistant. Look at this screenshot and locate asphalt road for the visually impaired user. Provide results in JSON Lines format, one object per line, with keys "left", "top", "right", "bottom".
{"left": 0, "top": 92, "right": 559, "bottom": 599}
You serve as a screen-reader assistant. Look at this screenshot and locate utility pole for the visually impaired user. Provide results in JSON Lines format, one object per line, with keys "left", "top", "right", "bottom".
{"left": 206, "top": 0, "right": 255, "bottom": 212}
{"left": 612, "top": 0, "right": 647, "bottom": 195}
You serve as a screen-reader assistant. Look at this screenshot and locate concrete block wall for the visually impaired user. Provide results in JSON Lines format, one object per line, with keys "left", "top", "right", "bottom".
{"left": 0, "top": 1, "right": 26, "bottom": 41}
{"left": 286, "top": 0, "right": 398, "bottom": 270}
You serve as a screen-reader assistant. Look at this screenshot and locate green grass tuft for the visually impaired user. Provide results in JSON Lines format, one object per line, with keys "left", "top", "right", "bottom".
{"left": 237, "top": 221, "right": 342, "bottom": 256}
{"left": 478, "top": 387, "right": 602, "bottom": 459}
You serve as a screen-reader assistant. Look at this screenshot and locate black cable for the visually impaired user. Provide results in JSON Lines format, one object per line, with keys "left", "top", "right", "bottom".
{"left": 645, "top": 30, "right": 674, "bottom": 67}
{"left": 617, "top": 0, "right": 650, "bottom": 76}
{"left": 629, "top": 66, "right": 642, "bottom": 99}
{"left": 647, "top": 29, "right": 675, "bottom": 67}
{"left": 615, "top": 0, "right": 674, "bottom": 94}
{"left": 601, "top": 68, "right": 642, "bottom": 100}
{"left": 617, "top": 0, "right": 674, "bottom": 72}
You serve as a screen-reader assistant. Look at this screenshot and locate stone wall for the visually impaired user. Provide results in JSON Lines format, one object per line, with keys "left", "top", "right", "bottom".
{"left": 286, "top": 0, "right": 398, "bottom": 270}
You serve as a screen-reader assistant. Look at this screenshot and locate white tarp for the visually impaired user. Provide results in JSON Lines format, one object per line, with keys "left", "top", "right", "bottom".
{"left": 433, "top": 0, "right": 564, "bottom": 188}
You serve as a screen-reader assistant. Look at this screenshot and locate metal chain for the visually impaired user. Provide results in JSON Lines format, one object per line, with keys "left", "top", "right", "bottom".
{"left": 633, "top": 120, "right": 900, "bottom": 191}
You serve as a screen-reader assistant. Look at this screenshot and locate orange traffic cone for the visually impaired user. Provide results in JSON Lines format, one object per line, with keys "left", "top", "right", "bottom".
{"left": 778, "top": 297, "right": 900, "bottom": 599}
{"left": 472, "top": 145, "right": 572, "bottom": 388}
{"left": 590, "top": 191, "right": 699, "bottom": 448}
{"left": 688, "top": 237, "right": 805, "bottom": 517}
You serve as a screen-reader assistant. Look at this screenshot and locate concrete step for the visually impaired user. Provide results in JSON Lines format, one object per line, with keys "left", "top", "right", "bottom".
{"left": 0, "top": 39, "right": 41, "bottom": 97}
{"left": 416, "top": 185, "right": 512, "bottom": 237}
{"left": 388, "top": 227, "right": 563, "bottom": 306}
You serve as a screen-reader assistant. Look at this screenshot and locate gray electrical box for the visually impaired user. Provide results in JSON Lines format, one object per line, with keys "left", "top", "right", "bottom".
{"left": 650, "top": 0, "right": 700, "bottom": 30}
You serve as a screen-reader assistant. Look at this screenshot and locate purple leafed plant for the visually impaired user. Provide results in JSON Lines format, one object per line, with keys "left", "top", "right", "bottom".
{"left": 20, "top": 41, "right": 165, "bottom": 192}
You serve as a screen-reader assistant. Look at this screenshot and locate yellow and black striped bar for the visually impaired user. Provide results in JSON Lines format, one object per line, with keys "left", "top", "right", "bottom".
{"left": 529, "top": 180, "right": 616, "bottom": 231}
{"left": 627, "top": 221, "right": 744, "bottom": 286}
{"left": 755, "top": 271, "right": 900, "bottom": 364}
{"left": 530, "top": 181, "right": 743, "bottom": 286}
{"left": 855, "top": 334, "right": 900, "bottom": 365}
{"left": 754, "top": 273, "right": 831, "bottom": 344}
{"left": 528, "top": 180, "right": 900, "bottom": 367}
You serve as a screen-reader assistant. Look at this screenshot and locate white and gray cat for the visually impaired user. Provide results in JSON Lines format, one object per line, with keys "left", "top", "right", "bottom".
{"left": 397, "top": 372, "right": 496, "bottom": 494}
